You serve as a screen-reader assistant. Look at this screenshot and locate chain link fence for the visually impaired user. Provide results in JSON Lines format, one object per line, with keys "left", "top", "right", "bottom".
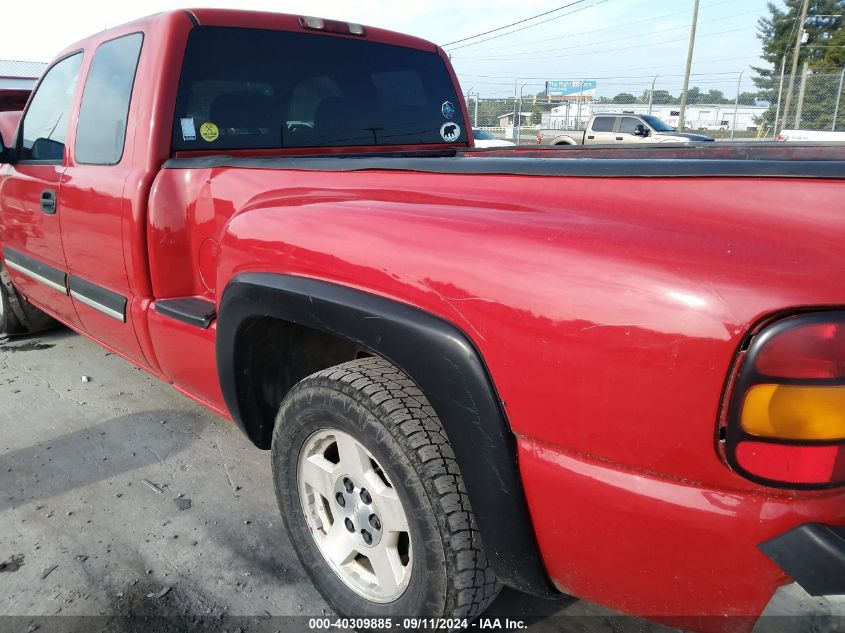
{"left": 464, "top": 70, "right": 845, "bottom": 143}
{"left": 768, "top": 71, "right": 845, "bottom": 134}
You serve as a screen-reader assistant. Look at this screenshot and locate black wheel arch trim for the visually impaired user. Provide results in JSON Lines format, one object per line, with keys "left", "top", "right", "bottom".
{"left": 216, "top": 272, "right": 555, "bottom": 597}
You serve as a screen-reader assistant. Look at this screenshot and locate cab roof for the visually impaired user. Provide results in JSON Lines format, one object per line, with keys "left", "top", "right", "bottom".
{"left": 53, "top": 8, "right": 439, "bottom": 62}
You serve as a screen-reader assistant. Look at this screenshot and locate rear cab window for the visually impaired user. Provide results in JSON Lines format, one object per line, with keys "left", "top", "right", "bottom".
{"left": 591, "top": 116, "right": 614, "bottom": 133}
{"left": 172, "top": 27, "right": 466, "bottom": 151}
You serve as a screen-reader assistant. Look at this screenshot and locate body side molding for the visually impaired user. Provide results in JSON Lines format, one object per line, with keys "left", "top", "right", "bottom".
{"left": 3, "top": 248, "right": 67, "bottom": 295}
{"left": 216, "top": 273, "right": 554, "bottom": 597}
{"left": 68, "top": 275, "right": 127, "bottom": 322}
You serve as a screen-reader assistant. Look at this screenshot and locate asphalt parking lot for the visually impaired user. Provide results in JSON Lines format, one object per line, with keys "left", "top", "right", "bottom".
{"left": 1, "top": 326, "right": 843, "bottom": 633}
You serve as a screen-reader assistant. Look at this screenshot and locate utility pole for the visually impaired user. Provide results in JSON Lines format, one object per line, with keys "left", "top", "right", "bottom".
{"left": 648, "top": 75, "right": 659, "bottom": 115}
{"left": 781, "top": 0, "right": 810, "bottom": 129}
{"left": 833, "top": 67, "right": 845, "bottom": 131}
{"left": 773, "top": 55, "right": 787, "bottom": 136}
{"left": 517, "top": 83, "right": 527, "bottom": 145}
{"left": 794, "top": 60, "right": 809, "bottom": 128}
{"left": 731, "top": 69, "right": 745, "bottom": 141}
{"left": 677, "top": 0, "right": 700, "bottom": 130}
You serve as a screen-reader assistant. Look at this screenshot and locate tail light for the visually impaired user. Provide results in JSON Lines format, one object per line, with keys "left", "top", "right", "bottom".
{"left": 776, "top": 134, "right": 788, "bottom": 142}
{"left": 724, "top": 312, "right": 845, "bottom": 489}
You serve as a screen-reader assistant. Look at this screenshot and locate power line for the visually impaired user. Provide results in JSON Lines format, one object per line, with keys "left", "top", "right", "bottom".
{"left": 455, "top": 55, "right": 760, "bottom": 77}
{"left": 459, "top": 0, "right": 744, "bottom": 55}
{"left": 452, "top": 8, "right": 761, "bottom": 60}
{"left": 458, "top": 70, "right": 746, "bottom": 81}
{"left": 446, "top": 0, "right": 612, "bottom": 51}
{"left": 442, "top": 0, "right": 594, "bottom": 47}
{"left": 452, "top": 25, "right": 749, "bottom": 61}
{"left": 459, "top": 76, "right": 746, "bottom": 87}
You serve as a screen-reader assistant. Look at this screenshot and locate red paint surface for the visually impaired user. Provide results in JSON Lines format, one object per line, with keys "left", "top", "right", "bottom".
{"left": 518, "top": 436, "right": 845, "bottom": 629}
{"left": 0, "top": 9, "right": 844, "bottom": 629}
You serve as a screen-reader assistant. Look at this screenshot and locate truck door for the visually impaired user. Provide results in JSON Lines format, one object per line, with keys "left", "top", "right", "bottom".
{"left": 0, "top": 53, "right": 83, "bottom": 327}
{"left": 59, "top": 33, "right": 147, "bottom": 363}
{"left": 586, "top": 115, "right": 616, "bottom": 144}
{"left": 617, "top": 116, "right": 647, "bottom": 143}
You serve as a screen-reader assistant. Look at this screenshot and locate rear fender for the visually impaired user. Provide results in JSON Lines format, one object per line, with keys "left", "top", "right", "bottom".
{"left": 216, "top": 272, "right": 554, "bottom": 597}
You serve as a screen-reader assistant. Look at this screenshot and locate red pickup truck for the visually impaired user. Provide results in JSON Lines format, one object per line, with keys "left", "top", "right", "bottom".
{"left": 1, "top": 9, "right": 844, "bottom": 632}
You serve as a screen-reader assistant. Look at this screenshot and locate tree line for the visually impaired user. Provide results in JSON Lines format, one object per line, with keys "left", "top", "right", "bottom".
{"left": 597, "top": 87, "right": 760, "bottom": 106}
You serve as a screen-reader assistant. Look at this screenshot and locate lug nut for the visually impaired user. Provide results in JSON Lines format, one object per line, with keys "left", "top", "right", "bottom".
{"left": 343, "top": 478, "right": 354, "bottom": 493}
{"left": 369, "top": 514, "right": 381, "bottom": 531}
{"left": 361, "top": 530, "right": 373, "bottom": 545}
{"left": 344, "top": 518, "right": 355, "bottom": 533}
{"left": 335, "top": 492, "right": 346, "bottom": 507}
{"left": 360, "top": 488, "right": 372, "bottom": 504}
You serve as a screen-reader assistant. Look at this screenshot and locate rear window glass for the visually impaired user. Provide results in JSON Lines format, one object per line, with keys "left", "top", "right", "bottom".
{"left": 172, "top": 27, "right": 466, "bottom": 151}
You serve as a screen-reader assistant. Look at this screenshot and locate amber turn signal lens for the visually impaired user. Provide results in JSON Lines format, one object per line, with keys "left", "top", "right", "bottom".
{"left": 741, "top": 384, "right": 845, "bottom": 441}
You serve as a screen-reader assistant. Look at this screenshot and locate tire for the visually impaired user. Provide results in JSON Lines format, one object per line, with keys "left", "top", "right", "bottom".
{"left": 0, "top": 266, "right": 56, "bottom": 336}
{"left": 272, "top": 357, "right": 501, "bottom": 625}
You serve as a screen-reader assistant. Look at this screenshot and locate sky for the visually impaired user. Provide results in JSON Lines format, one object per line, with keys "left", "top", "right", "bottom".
{"left": 3, "top": 0, "right": 774, "bottom": 100}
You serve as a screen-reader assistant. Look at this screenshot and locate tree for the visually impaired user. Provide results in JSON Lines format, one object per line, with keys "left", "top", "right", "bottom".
{"left": 611, "top": 92, "right": 636, "bottom": 104}
{"left": 738, "top": 92, "right": 759, "bottom": 105}
{"left": 650, "top": 90, "right": 676, "bottom": 105}
{"left": 686, "top": 87, "right": 704, "bottom": 104}
{"left": 753, "top": 1, "right": 845, "bottom": 129}
{"left": 703, "top": 89, "right": 730, "bottom": 104}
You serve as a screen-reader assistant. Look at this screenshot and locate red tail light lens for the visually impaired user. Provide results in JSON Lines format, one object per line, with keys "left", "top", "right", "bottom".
{"left": 735, "top": 442, "right": 845, "bottom": 485}
{"left": 755, "top": 322, "right": 845, "bottom": 379}
{"left": 725, "top": 312, "right": 845, "bottom": 489}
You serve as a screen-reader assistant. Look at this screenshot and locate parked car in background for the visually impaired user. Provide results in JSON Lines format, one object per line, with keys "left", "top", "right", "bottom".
{"left": 472, "top": 127, "right": 515, "bottom": 148}
{"left": 777, "top": 129, "right": 845, "bottom": 142}
{"left": 550, "top": 113, "right": 714, "bottom": 145}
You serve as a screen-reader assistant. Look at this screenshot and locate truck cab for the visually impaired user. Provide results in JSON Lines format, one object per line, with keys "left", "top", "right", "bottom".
{"left": 551, "top": 113, "right": 714, "bottom": 145}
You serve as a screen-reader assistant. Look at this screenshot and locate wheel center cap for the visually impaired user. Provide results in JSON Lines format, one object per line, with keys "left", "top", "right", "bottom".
{"left": 333, "top": 474, "right": 382, "bottom": 548}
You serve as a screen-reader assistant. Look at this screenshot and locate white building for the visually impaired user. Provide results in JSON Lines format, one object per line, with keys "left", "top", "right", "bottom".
{"left": 497, "top": 111, "right": 533, "bottom": 127}
{"left": 544, "top": 102, "right": 768, "bottom": 131}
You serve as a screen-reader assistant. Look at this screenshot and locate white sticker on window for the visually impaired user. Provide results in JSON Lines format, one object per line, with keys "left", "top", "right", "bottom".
{"left": 180, "top": 117, "right": 197, "bottom": 141}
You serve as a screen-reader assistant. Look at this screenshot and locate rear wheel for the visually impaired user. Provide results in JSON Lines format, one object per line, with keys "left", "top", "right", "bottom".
{"left": 272, "top": 357, "right": 501, "bottom": 623}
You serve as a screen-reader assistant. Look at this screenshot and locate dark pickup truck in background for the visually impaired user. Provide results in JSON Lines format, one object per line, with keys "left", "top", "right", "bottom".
{"left": 1, "top": 9, "right": 845, "bottom": 633}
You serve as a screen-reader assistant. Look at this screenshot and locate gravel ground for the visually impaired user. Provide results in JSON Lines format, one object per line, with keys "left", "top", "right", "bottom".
{"left": 1, "top": 326, "right": 842, "bottom": 633}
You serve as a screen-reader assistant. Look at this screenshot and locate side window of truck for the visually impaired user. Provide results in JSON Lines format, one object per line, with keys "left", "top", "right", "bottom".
{"left": 591, "top": 116, "right": 614, "bottom": 132}
{"left": 618, "top": 117, "right": 642, "bottom": 134}
{"left": 75, "top": 33, "right": 143, "bottom": 165}
{"left": 19, "top": 53, "right": 83, "bottom": 163}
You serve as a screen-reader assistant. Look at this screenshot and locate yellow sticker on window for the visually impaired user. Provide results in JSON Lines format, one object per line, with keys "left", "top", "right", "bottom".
{"left": 199, "top": 122, "right": 219, "bottom": 142}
